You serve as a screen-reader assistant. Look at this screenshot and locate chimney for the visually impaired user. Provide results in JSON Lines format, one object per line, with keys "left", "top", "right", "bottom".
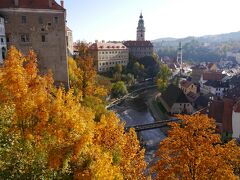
{"left": 60, "top": 0, "right": 64, "bottom": 7}
{"left": 14, "top": 0, "right": 19, "bottom": 6}
{"left": 49, "top": 0, "right": 53, "bottom": 8}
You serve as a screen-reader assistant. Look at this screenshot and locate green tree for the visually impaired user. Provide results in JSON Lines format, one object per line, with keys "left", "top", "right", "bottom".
{"left": 157, "top": 64, "right": 172, "bottom": 92}
{"left": 126, "top": 73, "right": 135, "bottom": 86}
{"left": 114, "top": 64, "right": 123, "bottom": 74}
{"left": 111, "top": 81, "right": 128, "bottom": 98}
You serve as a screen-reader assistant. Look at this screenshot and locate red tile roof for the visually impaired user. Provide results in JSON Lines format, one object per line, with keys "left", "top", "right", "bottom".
{"left": 0, "top": 0, "right": 64, "bottom": 10}
{"left": 202, "top": 71, "right": 224, "bottom": 81}
{"left": 233, "top": 101, "right": 240, "bottom": 113}
{"left": 209, "top": 99, "right": 224, "bottom": 123}
{"left": 222, "top": 98, "right": 234, "bottom": 133}
{"left": 89, "top": 42, "right": 127, "bottom": 50}
{"left": 123, "top": 41, "right": 153, "bottom": 47}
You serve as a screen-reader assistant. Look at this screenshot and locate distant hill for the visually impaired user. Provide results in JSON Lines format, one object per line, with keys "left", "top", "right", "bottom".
{"left": 153, "top": 31, "right": 240, "bottom": 48}
{"left": 153, "top": 31, "right": 240, "bottom": 62}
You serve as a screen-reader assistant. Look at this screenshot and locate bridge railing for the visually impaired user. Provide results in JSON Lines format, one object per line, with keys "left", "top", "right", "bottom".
{"left": 125, "top": 119, "right": 179, "bottom": 132}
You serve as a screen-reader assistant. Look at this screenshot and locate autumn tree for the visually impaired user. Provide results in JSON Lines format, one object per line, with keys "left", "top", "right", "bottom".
{"left": 156, "top": 64, "right": 172, "bottom": 92}
{"left": 74, "top": 41, "right": 91, "bottom": 59}
{"left": 68, "top": 56, "right": 107, "bottom": 120}
{"left": 0, "top": 47, "right": 147, "bottom": 179}
{"left": 94, "top": 113, "right": 147, "bottom": 179}
{"left": 152, "top": 114, "right": 240, "bottom": 179}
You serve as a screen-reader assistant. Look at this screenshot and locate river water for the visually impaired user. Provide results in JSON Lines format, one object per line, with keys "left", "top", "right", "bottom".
{"left": 114, "top": 95, "right": 166, "bottom": 163}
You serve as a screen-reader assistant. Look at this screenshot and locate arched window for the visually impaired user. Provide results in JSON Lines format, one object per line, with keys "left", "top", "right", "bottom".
{"left": 2, "top": 47, "right": 6, "bottom": 60}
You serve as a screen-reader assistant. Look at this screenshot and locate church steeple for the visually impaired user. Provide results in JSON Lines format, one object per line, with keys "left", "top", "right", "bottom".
{"left": 136, "top": 12, "right": 145, "bottom": 41}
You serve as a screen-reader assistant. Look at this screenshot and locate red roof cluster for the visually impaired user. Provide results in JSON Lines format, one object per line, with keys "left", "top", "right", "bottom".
{"left": 202, "top": 71, "right": 224, "bottom": 81}
{"left": 0, "top": 0, "right": 64, "bottom": 10}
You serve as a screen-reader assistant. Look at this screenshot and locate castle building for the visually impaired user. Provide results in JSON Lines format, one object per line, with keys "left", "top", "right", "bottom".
{"left": 0, "top": 0, "right": 69, "bottom": 88}
{"left": 89, "top": 41, "right": 129, "bottom": 72}
{"left": 0, "top": 15, "right": 7, "bottom": 63}
{"left": 123, "top": 13, "right": 153, "bottom": 59}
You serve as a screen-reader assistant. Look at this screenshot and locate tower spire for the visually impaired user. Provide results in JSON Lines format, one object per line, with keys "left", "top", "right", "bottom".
{"left": 136, "top": 12, "right": 145, "bottom": 41}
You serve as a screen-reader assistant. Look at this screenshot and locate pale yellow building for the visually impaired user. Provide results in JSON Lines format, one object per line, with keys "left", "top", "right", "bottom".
{"left": 89, "top": 41, "right": 129, "bottom": 72}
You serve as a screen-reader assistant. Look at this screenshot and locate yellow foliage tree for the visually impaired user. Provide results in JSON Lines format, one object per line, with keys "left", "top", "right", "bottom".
{"left": 94, "top": 112, "right": 147, "bottom": 179}
{"left": 68, "top": 56, "right": 107, "bottom": 120}
{"left": 152, "top": 114, "right": 240, "bottom": 179}
{"left": 0, "top": 47, "right": 147, "bottom": 179}
{"left": 0, "top": 46, "right": 53, "bottom": 136}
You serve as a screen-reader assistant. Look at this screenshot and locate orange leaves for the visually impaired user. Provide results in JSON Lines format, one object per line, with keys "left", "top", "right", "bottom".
{"left": 94, "top": 112, "right": 147, "bottom": 179}
{"left": 152, "top": 114, "right": 240, "bottom": 179}
{"left": 0, "top": 46, "right": 54, "bottom": 135}
{"left": 0, "top": 47, "right": 147, "bottom": 178}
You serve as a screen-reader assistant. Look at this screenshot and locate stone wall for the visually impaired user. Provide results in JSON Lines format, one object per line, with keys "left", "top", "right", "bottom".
{"left": 0, "top": 8, "right": 69, "bottom": 88}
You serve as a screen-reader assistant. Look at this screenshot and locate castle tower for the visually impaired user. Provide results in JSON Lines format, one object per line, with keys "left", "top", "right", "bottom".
{"left": 136, "top": 12, "right": 145, "bottom": 41}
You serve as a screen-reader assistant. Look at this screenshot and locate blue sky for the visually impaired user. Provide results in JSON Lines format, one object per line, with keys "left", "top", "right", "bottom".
{"left": 57, "top": 0, "right": 240, "bottom": 42}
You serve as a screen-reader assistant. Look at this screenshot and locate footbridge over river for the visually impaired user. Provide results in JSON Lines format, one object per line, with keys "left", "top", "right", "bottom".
{"left": 125, "top": 119, "right": 179, "bottom": 132}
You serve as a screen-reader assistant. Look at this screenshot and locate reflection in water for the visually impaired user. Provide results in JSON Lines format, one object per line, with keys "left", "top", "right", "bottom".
{"left": 117, "top": 109, "right": 166, "bottom": 163}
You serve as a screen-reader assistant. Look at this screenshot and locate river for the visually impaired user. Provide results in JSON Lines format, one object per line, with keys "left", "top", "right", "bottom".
{"left": 112, "top": 90, "right": 166, "bottom": 163}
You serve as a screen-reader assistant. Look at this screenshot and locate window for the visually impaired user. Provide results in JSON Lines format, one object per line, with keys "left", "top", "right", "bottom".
{"left": 54, "top": 17, "right": 59, "bottom": 24}
{"left": 4, "top": 16, "right": 8, "bottom": 23}
{"left": 2, "top": 47, "right": 6, "bottom": 60}
{"left": 41, "top": 35, "right": 46, "bottom": 42}
{"left": 38, "top": 17, "right": 43, "bottom": 24}
{"left": 6, "top": 36, "right": 9, "bottom": 43}
{"left": 20, "top": 34, "right": 30, "bottom": 42}
{"left": 21, "top": 16, "right": 27, "bottom": 24}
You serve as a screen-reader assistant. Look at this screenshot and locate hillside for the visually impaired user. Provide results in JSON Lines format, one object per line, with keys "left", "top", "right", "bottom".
{"left": 153, "top": 31, "right": 240, "bottom": 62}
{"left": 153, "top": 31, "right": 240, "bottom": 47}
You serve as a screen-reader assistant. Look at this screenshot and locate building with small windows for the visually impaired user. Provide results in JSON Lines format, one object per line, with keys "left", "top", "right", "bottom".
{"left": 0, "top": 0, "right": 69, "bottom": 88}
{"left": 89, "top": 41, "right": 129, "bottom": 72}
{"left": 123, "top": 13, "right": 153, "bottom": 59}
{"left": 66, "top": 26, "right": 73, "bottom": 56}
{"left": 159, "top": 84, "right": 194, "bottom": 114}
{"left": 0, "top": 15, "right": 7, "bottom": 63}
{"left": 180, "top": 80, "right": 197, "bottom": 95}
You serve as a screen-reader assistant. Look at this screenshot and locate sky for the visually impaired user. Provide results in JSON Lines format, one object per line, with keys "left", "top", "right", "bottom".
{"left": 57, "top": 0, "right": 240, "bottom": 42}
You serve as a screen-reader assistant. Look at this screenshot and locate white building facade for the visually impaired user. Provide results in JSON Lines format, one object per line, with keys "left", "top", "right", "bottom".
{"left": 232, "top": 102, "right": 240, "bottom": 139}
{"left": 89, "top": 42, "right": 129, "bottom": 72}
{"left": 0, "top": 16, "right": 7, "bottom": 63}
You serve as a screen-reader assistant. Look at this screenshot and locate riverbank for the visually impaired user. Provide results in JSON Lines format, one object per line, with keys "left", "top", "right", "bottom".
{"left": 112, "top": 88, "right": 166, "bottom": 163}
